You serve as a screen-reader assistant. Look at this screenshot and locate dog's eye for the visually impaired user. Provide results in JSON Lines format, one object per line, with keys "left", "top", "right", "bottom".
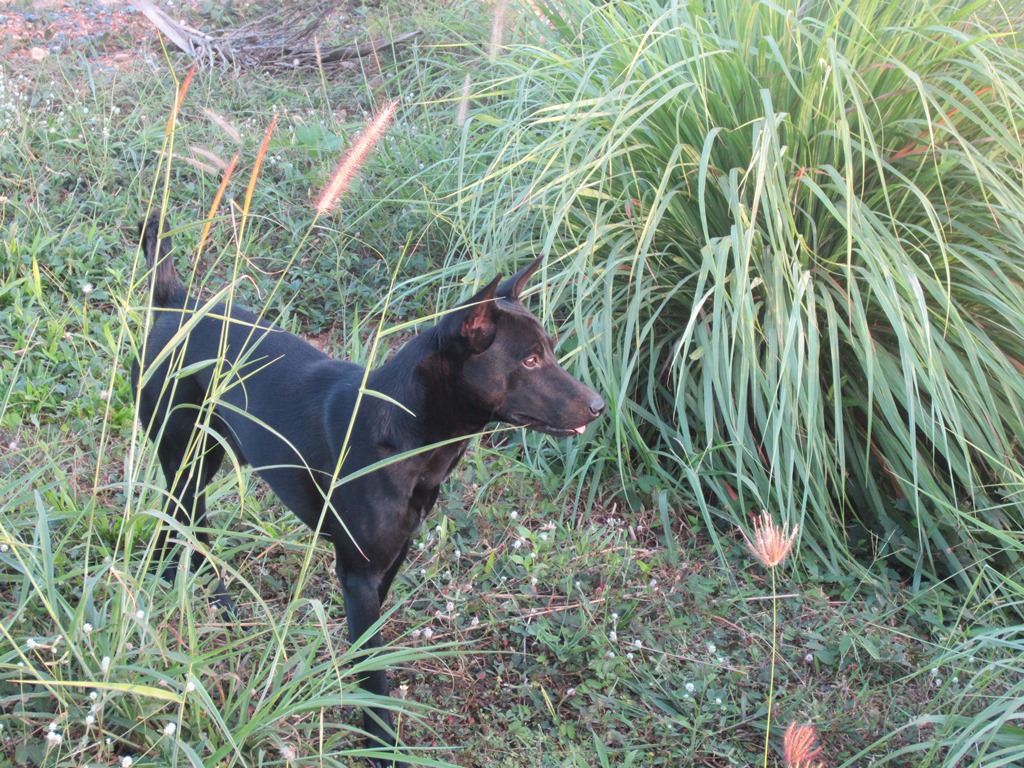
{"left": 523, "top": 355, "right": 540, "bottom": 369}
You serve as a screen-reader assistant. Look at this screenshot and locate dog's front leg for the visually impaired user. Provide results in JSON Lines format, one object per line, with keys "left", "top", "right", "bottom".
{"left": 337, "top": 566, "right": 407, "bottom": 768}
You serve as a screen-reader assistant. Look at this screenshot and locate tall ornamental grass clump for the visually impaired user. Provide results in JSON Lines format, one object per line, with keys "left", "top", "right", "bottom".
{"left": 444, "top": 0, "right": 1024, "bottom": 598}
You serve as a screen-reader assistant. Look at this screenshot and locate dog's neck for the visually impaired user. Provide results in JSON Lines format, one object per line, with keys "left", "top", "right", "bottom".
{"left": 368, "top": 328, "right": 492, "bottom": 445}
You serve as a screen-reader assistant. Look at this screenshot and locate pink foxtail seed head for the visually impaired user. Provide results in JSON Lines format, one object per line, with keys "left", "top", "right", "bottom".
{"left": 742, "top": 511, "right": 799, "bottom": 569}
{"left": 783, "top": 721, "right": 824, "bottom": 768}
{"left": 315, "top": 100, "right": 399, "bottom": 215}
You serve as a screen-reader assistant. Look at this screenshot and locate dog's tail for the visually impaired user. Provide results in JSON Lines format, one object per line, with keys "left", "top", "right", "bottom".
{"left": 141, "top": 212, "right": 187, "bottom": 307}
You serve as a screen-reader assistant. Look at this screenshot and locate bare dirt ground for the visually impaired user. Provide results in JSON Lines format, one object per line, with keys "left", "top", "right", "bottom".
{"left": 0, "top": 0, "right": 159, "bottom": 63}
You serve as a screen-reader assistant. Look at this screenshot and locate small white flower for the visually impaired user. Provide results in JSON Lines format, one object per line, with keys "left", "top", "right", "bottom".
{"left": 512, "top": 540, "right": 522, "bottom": 550}
{"left": 163, "top": 722, "right": 177, "bottom": 736}
{"left": 82, "top": 282, "right": 94, "bottom": 296}
{"left": 804, "top": 653, "right": 814, "bottom": 663}
{"left": 121, "top": 757, "right": 133, "bottom": 768}
{"left": 470, "top": 617, "right": 479, "bottom": 628}
{"left": 48, "top": 722, "right": 57, "bottom": 732}
{"left": 89, "top": 691, "right": 98, "bottom": 701}
{"left": 685, "top": 682, "right": 695, "bottom": 693}
{"left": 934, "top": 678, "right": 942, "bottom": 687}
{"left": 530, "top": 577, "right": 538, "bottom": 587}
{"left": 446, "top": 602, "right": 455, "bottom": 613}
{"left": 626, "top": 652, "right": 634, "bottom": 660}
{"left": 611, "top": 613, "right": 619, "bottom": 622}
{"left": 454, "top": 550, "right": 461, "bottom": 559}
{"left": 707, "top": 643, "right": 717, "bottom": 654}
{"left": 45, "top": 731, "right": 62, "bottom": 747}
{"left": 100, "top": 656, "right": 110, "bottom": 674}
{"left": 715, "top": 697, "right": 722, "bottom": 705}
{"left": 952, "top": 676, "right": 959, "bottom": 684}
{"left": 27, "top": 638, "right": 38, "bottom": 649}
{"left": 422, "top": 627, "right": 434, "bottom": 640}
{"left": 85, "top": 714, "right": 95, "bottom": 725}
{"left": 185, "top": 680, "right": 195, "bottom": 693}
{"left": 411, "top": 629, "right": 421, "bottom": 640}
{"left": 82, "top": 622, "right": 93, "bottom": 634}
{"left": 136, "top": 610, "right": 145, "bottom": 620}
{"left": 510, "top": 510, "right": 518, "bottom": 520}
{"left": 608, "top": 630, "right": 617, "bottom": 642}
{"left": 633, "top": 639, "right": 642, "bottom": 648}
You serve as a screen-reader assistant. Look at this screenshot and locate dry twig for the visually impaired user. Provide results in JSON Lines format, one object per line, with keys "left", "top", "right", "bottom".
{"left": 134, "top": 0, "right": 422, "bottom": 71}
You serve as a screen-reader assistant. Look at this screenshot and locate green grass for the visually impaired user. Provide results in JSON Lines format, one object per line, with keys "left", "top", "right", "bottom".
{"left": 3, "top": 0, "right": 1024, "bottom": 766}
{"left": 425, "top": 0, "right": 1024, "bottom": 608}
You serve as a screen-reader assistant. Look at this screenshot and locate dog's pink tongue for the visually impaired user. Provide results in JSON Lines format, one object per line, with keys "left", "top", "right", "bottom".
{"left": 573, "top": 425, "right": 588, "bottom": 434}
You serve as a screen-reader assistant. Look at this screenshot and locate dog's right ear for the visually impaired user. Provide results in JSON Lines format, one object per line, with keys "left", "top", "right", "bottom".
{"left": 454, "top": 275, "right": 501, "bottom": 353}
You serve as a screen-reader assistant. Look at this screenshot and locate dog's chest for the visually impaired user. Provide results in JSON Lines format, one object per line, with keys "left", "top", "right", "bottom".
{"left": 407, "top": 440, "right": 469, "bottom": 524}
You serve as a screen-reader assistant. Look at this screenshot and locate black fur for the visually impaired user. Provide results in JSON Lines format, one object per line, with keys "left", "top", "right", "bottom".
{"left": 131, "top": 212, "right": 605, "bottom": 766}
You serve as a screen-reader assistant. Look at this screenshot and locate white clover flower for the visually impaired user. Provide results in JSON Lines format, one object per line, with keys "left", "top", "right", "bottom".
{"left": 27, "top": 638, "right": 38, "bottom": 649}
{"left": 121, "top": 757, "right": 133, "bottom": 768}
{"left": 136, "top": 609, "right": 145, "bottom": 620}
{"left": 89, "top": 691, "right": 98, "bottom": 701}
{"left": 163, "top": 722, "right": 177, "bottom": 736}
{"left": 715, "top": 697, "right": 722, "bottom": 705}
{"left": 100, "top": 656, "right": 110, "bottom": 674}
{"left": 707, "top": 643, "right": 717, "bottom": 654}
{"left": 48, "top": 722, "right": 57, "bottom": 732}
{"left": 633, "top": 639, "right": 642, "bottom": 648}
{"left": 804, "top": 653, "right": 814, "bottom": 663}
{"left": 45, "top": 731, "right": 62, "bottom": 747}
{"left": 82, "top": 282, "right": 94, "bottom": 296}
{"left": 82, "top": 622, "right": 93, "bottom": 634}
{"left": 446, "top": 602, "right": 455, "bottom": 613}
{"left": 512, "top": 540, "right": 522, "bottom": 550}
{"left": 422, "top": 627, "right": 434, "bottom": 640}
{"left": 685, "top": 682, "right": 695, "bottom": 693}
{"left": 470, "top": 617, "right": 479, "bottom": 628}
{"left": 608, "top": 630, "right": 617, "bottom": 642}
{"left": 86, "top": 715, "right": 95, "bottom": 725}
{"left": 626, "top": 652, "right": 634, "bottom": 660}
{"left": 510, "top": 510, "right": 518, "bottom": 520}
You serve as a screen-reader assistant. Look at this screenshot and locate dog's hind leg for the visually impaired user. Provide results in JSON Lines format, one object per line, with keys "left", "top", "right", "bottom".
{"left": 153, "top": 411, "right": 233, "bottom": 615}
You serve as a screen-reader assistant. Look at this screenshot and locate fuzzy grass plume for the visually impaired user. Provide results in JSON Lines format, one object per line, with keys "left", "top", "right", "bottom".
{"left": 316, "top": 99, "right": 399, "bottom": 215}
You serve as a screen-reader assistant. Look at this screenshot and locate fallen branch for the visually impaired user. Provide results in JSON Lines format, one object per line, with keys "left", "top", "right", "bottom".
{"left": 134, "top": 0, "right": 423, "bottom": 71}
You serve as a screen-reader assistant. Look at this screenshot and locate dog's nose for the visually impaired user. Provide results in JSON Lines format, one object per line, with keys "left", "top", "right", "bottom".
{"left": 589, "top": 394, "right": 606, "bottom": 418}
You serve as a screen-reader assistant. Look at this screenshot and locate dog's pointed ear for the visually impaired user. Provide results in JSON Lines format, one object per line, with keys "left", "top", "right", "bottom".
{"left": 496, "top": 255, "right": 544, "bottom": 301}
{"left": 456, "top": 275, "right": 501, "bottom": 353}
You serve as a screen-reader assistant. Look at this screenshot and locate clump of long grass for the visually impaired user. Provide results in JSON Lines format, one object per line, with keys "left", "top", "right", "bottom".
{"left": 443, "top": 0, "right": 1024, "bottom": 612}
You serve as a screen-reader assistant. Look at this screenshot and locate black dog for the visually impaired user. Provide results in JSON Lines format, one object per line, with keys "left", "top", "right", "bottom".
{"left": 132, "top": 213, "right": 604, "bottom": 766}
